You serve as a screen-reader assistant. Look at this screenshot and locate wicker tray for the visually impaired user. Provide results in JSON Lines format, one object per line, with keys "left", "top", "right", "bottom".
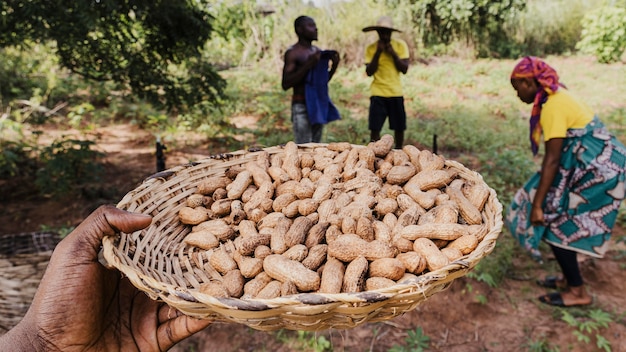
{"left": 102, "top": 143, "right": 503, "bottom": 331}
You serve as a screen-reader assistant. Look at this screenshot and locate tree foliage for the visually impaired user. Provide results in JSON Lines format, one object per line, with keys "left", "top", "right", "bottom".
{"left": 0, "top": 0, "right": 226, "bottom": 110}
{"left": 576, "top": 6, "right": 626, "bottom": 63}
{"left": 383, "top": 0, "right": 526, "bottom": 57}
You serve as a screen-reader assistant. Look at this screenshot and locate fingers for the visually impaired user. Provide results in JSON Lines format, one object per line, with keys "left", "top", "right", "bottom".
{"left": 157, "top": 315, "right": 213, "bottom": 350}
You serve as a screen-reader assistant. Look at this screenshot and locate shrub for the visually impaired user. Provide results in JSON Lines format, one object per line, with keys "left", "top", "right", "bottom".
{"left": 576, "top": 6, "right": 626, "bottom": 63}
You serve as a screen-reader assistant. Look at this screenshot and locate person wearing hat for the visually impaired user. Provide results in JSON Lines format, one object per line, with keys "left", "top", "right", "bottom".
{"left": 282, "top": 15, "right": 340, "bottom": 144}
{"left": 363, "top": 16, "right": 410, "bottom": 149}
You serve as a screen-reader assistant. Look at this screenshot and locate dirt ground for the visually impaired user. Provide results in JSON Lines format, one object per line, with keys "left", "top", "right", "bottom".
{"left": 1, "top": 123, "right": 625, "bottom": 351}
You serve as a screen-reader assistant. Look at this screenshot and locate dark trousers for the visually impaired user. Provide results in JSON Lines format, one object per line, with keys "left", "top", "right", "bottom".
{"left": 550, "top": 244, "right": 583, "bottom": 287}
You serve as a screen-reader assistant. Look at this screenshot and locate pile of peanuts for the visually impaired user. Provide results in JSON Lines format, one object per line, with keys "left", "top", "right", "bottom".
{"left": 178, "top": 135, "right": 492, "bottom": 299}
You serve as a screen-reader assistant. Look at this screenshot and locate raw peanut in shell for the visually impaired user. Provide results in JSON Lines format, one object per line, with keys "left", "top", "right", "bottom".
{"left": 386, "top": 163, "right": 417, "bottom": 185}
{"left": 225, "top": 165, "right": 245, "bottom": 179}
{"left": 417, "top": 149, "right": 445, "bottom": 171}
{"left": 328, "top": 234, "right": 397, "bottom": 262}
{"left": 319, "top": 257, "right": 345, "bottom": 293}
{"left": 211, "top": 199, "right": 233, "bottom": 217}
{"left": 341, "top": 216, "right": 357, "bottom": 235}
{"left": 234, "top": 231, "right": 271, "bottom": 256}
{"left": 283, "top": 244, "right": 309, "bottom": 262}
{"left": 273, "top": 193, "right": 298, "bottom": 212}
{"left": 375, "top": 198, "right": 398, "bottom": 216}
{"left": 244, "top": 181, "right": 275, "bottom": 213}
{"left": 281, "top": 141, "right": 302, "bottom": 181}
{"left": 441, "top": 247, "right": 463, "bottom": 262}
{"left": 302, "top": 244, "right": 327, "bottom": 270}
{"left": 401, "top": 223, "right": 469, "bottom": 241}
{"left": 406, "top": 169, "right": 453, "bottom": 191}
{"left": 232, "top": 251, "right": 264, "bottom": 278}
{"left": 186, "top": 194, "right": 205, "bottom": 208}
{"left": 298, "top": 198, "right": 319, "bottom": 216}
{"left": 317, "top": 198, "right": 337, "bottom": 222}
{"left": 281, "top": 281, "right": 299, "bottom": 296}
{"left": 194, "top": 219, "right": 236, "bottom": 242}
{"left": 227, "top": 170, "right": 253, "bottom": 199}
{"left": 413, "top": 238, "right": 449, "bottom": 271}
{"left": 184, "top": 230, "right": 219, "bottom": 250}
{"left": 325, "top": 225, "right": 342, "bottom": 243}
{"left": 179, "top": 206, "right": 210, "bottom": 225}
{"left": 197, "top": 176, "right": 232, "bottom": 196}
{"left": 366, "top": 277, "right": 397, "bottom": 291}
{"left": 270, "top": 217, "right": 290, "bottom": 254}
{"left": 382, "top": 212, "right": 398, "bottom": 230}
{"left": 237, "top": 220, "right": 259, "bottom": 238}
{"left": 397, "top": 251, "right": 426, "bottom": 274}
{"left": 268, "top": 166, "right": 291, "bottom": 183}
{"left": 403, "top": 184, "right": 437, "bottom": 210}
{"left": 300, "top": 153, "right": 315, "bottom": 168}
{"left": 285, "top": 216, "right": 314, "bottom": 247}
{"left": 257, "top": 212, "right": 287, "bottom": 229}
{"left": 342, "top": 255, "right": 369, "bottom": 293}
{"left": 275, "top": 180, "right": 299, "bottom": 197}
{"left": 402, "top": 145, "right": 421, "bottom": 167}
{"left": 209, "top": 246, "right": 238, "bottom": 274}
{"left": 256, "top": 280, "right": 282, "bottom": 299}
{"left": 305, "top": 222, "right": 330, "bottom": 248}
{"left": 242, "top": 272, "right": 273, "bottom": 299}
{"left": 263, "top": 254, "right": 320, "bottom": 292}
{"left": 312, "top": 181, "right": 333, "bottom": 201}
{"left": 431, "top": 202, "right": 459, "bottom": 223}
{"left": 396, "top": 193, "right": 419, "bottom": 212}
{"left": 254, "top": 245, "right": 272, "bottom": 259}
{"left": 373, "top": 220, "right": 392, "bottom": 243}
{"left": 222, "top": 269, "right": 245, "bottom": 298}
{"left": 240, "top": 185, "right": 257, "bottom": 203}
{"left": 369, "top": 258, "right": 406, "bottom": 280}
{"left": 356, "top": 216, "right": 375, "bottom": 242}
{"left": 247, "top": 208, "right": 267, "bottom": 223}
{"left": 463, "top": 182, "right": 491, "bottom": 211}
{"left": 246, "top": 160, "right": 272, "bottom": 187}
{"left": 446, "top": 186, "right": 483, "bottom": 225}
{"left": 327, "top": 141, "right": 352, "bottom": 152}
{"left": 447, "top": 234, "right": 479, "bottom": 254}
{"left": 370, "top": 134, "right": 394, "bottom": 157}
{"left": 199, "top": 281, "right": 229, "bottom": 298}
{"left": 282, "top": 199, "right": 301, "bottom": 218}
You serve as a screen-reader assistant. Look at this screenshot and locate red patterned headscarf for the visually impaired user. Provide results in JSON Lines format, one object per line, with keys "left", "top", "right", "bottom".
{"left": 511, "top": 57, "right": 564, "bottom": 155}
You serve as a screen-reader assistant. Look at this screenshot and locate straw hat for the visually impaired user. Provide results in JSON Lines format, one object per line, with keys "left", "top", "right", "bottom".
{"left": 362, "top": 16, "right": 401, "bottom": 32}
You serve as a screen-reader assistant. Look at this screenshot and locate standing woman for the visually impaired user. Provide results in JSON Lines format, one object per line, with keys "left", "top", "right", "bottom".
{"left": 506, "top": 56, "right": 626, "bottom": 307}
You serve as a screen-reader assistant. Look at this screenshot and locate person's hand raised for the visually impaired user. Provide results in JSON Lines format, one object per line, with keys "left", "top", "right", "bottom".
{"left": 0, "top": 205, "right": 212, "bottom": 352}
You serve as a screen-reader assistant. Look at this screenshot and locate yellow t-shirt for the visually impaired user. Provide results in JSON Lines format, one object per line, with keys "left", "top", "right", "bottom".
{"left": 541, "top": 89, "right": 594, "bottom": 141}
{"left": 365, "top": 38, "right": 409, "bottom": 97}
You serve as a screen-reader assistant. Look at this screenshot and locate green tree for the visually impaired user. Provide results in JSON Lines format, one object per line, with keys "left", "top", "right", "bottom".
{"left": 384, "top": 0, "right": 526, "bottom": 57}
{"left": 0, "top": 0, "right": 225, "bottom": 110}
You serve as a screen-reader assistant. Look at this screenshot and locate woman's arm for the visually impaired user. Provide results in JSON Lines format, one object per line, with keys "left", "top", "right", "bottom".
{"left": 531, "top": 137, "right": 563, "bottom": 225}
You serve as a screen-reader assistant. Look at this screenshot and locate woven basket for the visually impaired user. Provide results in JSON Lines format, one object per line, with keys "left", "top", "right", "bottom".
{"left": 102, "top": 143, "right": 503, "bottom": 332}
{"left": 0, "top": 231, "right": 60, "bottom": 333}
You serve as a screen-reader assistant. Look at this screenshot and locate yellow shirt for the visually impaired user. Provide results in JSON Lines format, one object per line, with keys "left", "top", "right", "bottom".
{"left": 541, "top": 89, "right": 594, "bottom": 141}
{"left": 365, "top": 38, "right": 409, "bottom": 97}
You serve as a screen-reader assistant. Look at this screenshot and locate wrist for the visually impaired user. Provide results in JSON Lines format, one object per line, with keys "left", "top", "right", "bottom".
{"left": 0, "top": 319, "right": 40, "bottom": 352}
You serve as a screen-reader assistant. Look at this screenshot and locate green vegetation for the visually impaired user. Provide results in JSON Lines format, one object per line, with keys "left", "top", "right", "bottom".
{"left": 388, "top": 327, "right": 431, "bottom": 352}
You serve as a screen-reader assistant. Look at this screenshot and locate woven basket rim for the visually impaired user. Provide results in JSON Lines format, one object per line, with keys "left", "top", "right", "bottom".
{"left": 102, "top": 142, "right": 503, "bottom": 330}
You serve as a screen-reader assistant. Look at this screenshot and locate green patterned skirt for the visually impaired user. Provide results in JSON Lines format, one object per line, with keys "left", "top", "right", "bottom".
{"left": 506, "top": 117, "right": 626, "bottom": 260}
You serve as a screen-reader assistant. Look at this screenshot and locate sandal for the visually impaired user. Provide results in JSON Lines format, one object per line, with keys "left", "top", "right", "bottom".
{"left": 536, "top": 276, "right": 566, "bottom": 290}
{"left": 537, "top": 292, "right": 592, "bottom": 307}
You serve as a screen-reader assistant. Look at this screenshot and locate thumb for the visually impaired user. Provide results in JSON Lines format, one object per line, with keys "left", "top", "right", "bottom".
{"left": 61, "top": 205, "right": 152, "bottom": 257}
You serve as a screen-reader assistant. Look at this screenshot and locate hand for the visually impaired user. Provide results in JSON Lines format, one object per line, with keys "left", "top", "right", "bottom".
{"left": 530, "top": 205, "right": 545, "bottom": 226}
{"left": 0, "top": 205, "right": 212, "bottom": 352}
